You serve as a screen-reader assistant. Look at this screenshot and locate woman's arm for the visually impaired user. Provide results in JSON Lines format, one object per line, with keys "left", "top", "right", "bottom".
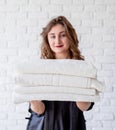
{"left": 76, "top": 102, "right": 92, "bottom": 111}
{"left": 30, "top": 100, "right": 45, "bottom": 115}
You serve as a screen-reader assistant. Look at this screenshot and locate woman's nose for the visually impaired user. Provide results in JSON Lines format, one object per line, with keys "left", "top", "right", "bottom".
{"left": 55, "top": 37, "right": 60, "bottom": 44}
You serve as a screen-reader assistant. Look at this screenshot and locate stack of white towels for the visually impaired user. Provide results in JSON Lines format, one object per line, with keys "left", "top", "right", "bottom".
{"left": 13, "top": 59, "right": 104, "bottom": 104}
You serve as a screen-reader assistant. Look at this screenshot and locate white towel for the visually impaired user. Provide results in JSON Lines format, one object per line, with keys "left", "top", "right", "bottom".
{"left": 13, "top": 59, "right": 104, "bottom": 104}
{"left": 15, "top": 85, "right": 96, "bottom": 95}
{"left": 15, "top": 74, "right": 104, "bottom": 92}
{"left": 15, "top": 59, "right": 97, "bottom": 78}
{"left": 13, "top": 92, "right": 100, "bottom": 104}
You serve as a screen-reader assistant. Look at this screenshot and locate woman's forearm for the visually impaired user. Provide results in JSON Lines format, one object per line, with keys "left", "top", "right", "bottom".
{"left": 76, "top": 102, "right": 91, "bottom": 111}
{"left": 30, "top": 100, "right": 45, "bottom": 115}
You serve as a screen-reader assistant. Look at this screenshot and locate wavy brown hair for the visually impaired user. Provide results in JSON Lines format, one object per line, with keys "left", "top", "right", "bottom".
{"left": 40, "top": 16, "right": 84, "bottom": 60}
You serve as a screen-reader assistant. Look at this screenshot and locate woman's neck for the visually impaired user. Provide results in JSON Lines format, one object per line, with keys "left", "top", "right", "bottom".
{"left": 55, "top": 52, "right": 71, "bottom": 59}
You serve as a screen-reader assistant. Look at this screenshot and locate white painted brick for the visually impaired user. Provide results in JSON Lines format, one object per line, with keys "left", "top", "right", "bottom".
{"left": 7, "top": 126, "right": 27, "bottom": 130}
{"left": 19, "top": 4, "right": 41, "bottom": 12}
{"left": 92, "top": 27, "right": 113, "bottom": 35}
{"left": 43, "top": 5, "right": 62, "bottom": 13}
{"left": 0, "top": 105, "right": 15, "bottom": 112}
{"left": 50, "top": 0, "right": 72, "bottom": 5}
{"left": 86, "top": 120, "right": 102, "bottom": 127}
{"left": 18, "top": 48, "right": 38, "bottom": 56}
{"left": 94, "top": 12, "right": 115, "bottom": 20}
{"left": 78, "top": 27, "right": 91, "bottom": 34}
{"left": 0, "top": 49, "right": 17, "bottom": 56}
{"left": 0, "top": 56, "right": 7, "bottom": 63}
{"left": 81, "top": 20, "right": 102, "bottom": 27}
{"left": 8, "top": 112, "right": 27, "bottom": 120}
{"left": 0, "top": 126, "right": 7, "bottom": 130}
{"left": 28, "top": 12, "right": 48, "bottom": 19}
{"left": 0, "top": 99, "right": 6, "bottom": 105}
{"left": 93, "top": 113, "right": 114, "bottom": 120}
{"left": 82, "top": 48, "right": 103, "bottom": 56}
{"left": 73, "top": 0, "right": 94, "bottom": 5}
{"left": 95, "top": 56, "right": 115, "bottom": 64}
{"left": 6, "top": 12, "right": 27, "bottom": 20}
{"left": 63, "top": 5, "right": 83, "bottom": 12}
{"left": 48, "top": 12, "right": 70, "bottom": 19}
{"left": 107, "top": 6, "right": 115, "bottom": 14}
{"left": 94, "top": 41, "right": 115, "bottom": 49}
{"left": 0, "top": 113, "right": 7, "bottom": 119}
{"left": 92, "top": 128, "right": 113, "bottom": 130}
{"left": 97, "top": 70, "right": 113, "bottom": 77}
{"left": 84, "top": 5, "right": 106, "bottom": 12}
{"left": 29, "top": 0, "right": 50, "bottom": 5}
{"left": 104, "top": 49, "right": 115, "bottom": 56}
{"left": 17, "top": 17, "right": 38, "bottom": 27}
{"left": 102, "top": 64, "right": 115, "bottom": 70}
{"left": 103, "top": 35, "right": 115, "bottom": 42}
{"left": 104, "top": 20, "right": 115, "bottom": 27}
{"left": 0, "top": 0, "right": 5, "bottom": 5}
{"left": 8, "top": 55, "right": 29, "bottom": 63}
{"left": 71, "top": 12, "right": 93, "bottom": 20}
{"left": 6, "top": 0, "right": 28, "bottom": 5}
{"left": 8, "top": 41, "right": 28, "bottom": 48}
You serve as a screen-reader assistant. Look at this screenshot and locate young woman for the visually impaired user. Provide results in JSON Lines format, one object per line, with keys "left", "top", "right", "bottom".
{"left": 27, "top": 16, "right": 94, "bottom": 130}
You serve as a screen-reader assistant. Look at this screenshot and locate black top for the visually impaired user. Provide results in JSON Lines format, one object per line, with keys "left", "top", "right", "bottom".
{"left": 27, "top": 101, "right": 94, "bottom": 130}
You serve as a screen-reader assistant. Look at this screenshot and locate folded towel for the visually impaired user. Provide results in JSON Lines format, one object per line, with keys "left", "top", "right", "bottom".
{"left": 13, "top": 59, "right": 104, "bottom": 104}
{"left": 13, "top": 92, "right": 100, "bottom": 104}
{"left": 15, "top": 74, "right": 104, "bottom": 92}
{"left": 15, "top": 85, "right": 96, "bottom": 95}
{"left": 15, "top": 59, "right": 97, "bottom": 78}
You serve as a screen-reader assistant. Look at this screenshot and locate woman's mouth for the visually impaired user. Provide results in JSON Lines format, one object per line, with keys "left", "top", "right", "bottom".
{"left": 55, "top": 45, "right": 63, "bottom": 48}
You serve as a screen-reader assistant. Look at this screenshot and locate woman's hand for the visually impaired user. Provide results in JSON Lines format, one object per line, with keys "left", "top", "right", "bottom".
{"left": 30, "top": 100, "right": 45, "bottom": 115}
{"left": 76, "top": 102, "right": 91, "bottom": 111}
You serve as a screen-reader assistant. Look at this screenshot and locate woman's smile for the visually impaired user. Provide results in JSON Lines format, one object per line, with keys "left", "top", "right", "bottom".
{"left": 55, "top": 45, "right": 64, "bottom": 48}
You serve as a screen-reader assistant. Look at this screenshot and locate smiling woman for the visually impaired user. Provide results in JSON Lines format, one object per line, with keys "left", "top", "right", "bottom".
{"left": 40, "top": 16, "right": 84, "bottom": 60}
{"left": 26, "top": 16, "right": 94, "bottom": 130}
{"left": 48, "top": 24, "right": 70, "bottom": 59}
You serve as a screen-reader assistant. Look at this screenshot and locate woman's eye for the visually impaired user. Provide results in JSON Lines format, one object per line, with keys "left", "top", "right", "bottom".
{"left": 50, "top": 35, "right": 55, "bottom": 39}
{"left": 60, "top": 34, "right": 66, "bottom": 38}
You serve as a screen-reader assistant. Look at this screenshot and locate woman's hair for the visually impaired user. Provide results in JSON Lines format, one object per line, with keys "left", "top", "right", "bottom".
{"left": 40, "top": 16, "right": 84, "bottom": 60}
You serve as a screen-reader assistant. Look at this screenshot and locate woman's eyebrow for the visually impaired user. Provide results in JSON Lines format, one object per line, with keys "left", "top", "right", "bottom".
{"left": 48, "top": 31, "right": 65, "bottom": 35}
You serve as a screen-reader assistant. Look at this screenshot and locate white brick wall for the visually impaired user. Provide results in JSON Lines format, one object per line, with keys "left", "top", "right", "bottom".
{"left": 0, "top": 0, "right": 115, "bottom": 129}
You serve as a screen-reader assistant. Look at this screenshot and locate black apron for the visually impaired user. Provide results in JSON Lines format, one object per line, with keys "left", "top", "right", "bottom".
{"left": 26, "top": 101, "right": 94, "bottom": 130}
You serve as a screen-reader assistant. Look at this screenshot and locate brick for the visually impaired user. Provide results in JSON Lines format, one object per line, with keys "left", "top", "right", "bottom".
{"left": 94, "top": 42, "right": 115, "bottom": 49}
{"left": 0, "top": 49, "right": 17, "bottom": 56}
{"left": 104, "top": 49, "right": 115, "bottom": 56}
{"left": 0, "top": 113, "right": 7, "bottom": 119}
{"left": 102, "top": 64, "right": 115, "bottom": 70}
{"left": 43, "top": 5, "right": 62, "bottom": 13}
{"left": 93, "top": 113, "right": 114, "bottom": 120}
{"left": 73, "top": 0, "right": 94, "bottom": 5}
{"left": 51, "top": 0, "right": 72, "bottom": 5}
{"left": 8, "top": 112, "right": 27, "bottom": 120}
{"left": 6, "top": 0, "right": 28, "bottom": 5}
{"left": 81, "top": 20, "right": 102, "bottom": 27}
{"left": 82, "top": 48, "right": 103, "bottom": 56}
{"left": 84, "top": 5, "right": 106, "bottom": 12}
{"left": 71, "top": 12, "right": 93, "bottom": 19}
{"left": 95, "top": 56, "right": 115, "bottom": 63}
{"left": 0, "top": 56, "right": 7, "bottom": 63}
{"left": 97, "top": 70, "right": 113, "bottom": 77}
{"left": 29, "top": 0, "right": 50, "bottom": 5}
{"left": 7, "top": 126, "right": 27, "bottom": 130}
{"left": 0, "top": 0, "right": 6, "bottom": 5}
{"left": 18, "top": 48, "right": 38, "bottom": 56}
{"left": 63, "top": 5, "right": 83, "bottom": 12}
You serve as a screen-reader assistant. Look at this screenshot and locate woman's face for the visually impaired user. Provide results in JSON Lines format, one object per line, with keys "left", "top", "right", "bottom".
{"left": 47, "top": 24, "right": 70, "bottom": 58}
